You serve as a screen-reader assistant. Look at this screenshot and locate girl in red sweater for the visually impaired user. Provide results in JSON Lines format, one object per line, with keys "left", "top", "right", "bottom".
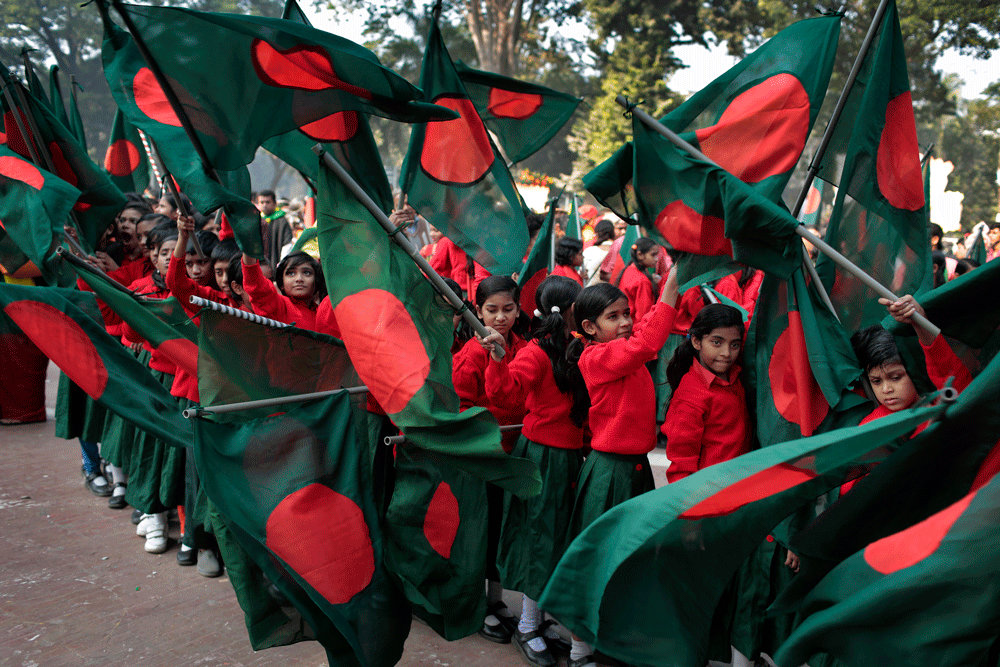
{"left": 240, "top": 251, "right": 326, "bottom": 329}
{"left": 615, "top": 237, "right": 660, "bottom": 323}
{"left": 480, "top": 275, "right": 587, "bottom": 666}
{"left": 551, "top": 237, "right": 584, "bottom": 286}
{"left": 662, "top": 303, "right": 749, "bottom": 483}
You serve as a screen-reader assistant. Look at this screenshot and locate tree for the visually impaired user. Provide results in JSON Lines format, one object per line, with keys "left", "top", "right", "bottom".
{"left": 938, "top": 81, "right": 1000, "bottom": 229}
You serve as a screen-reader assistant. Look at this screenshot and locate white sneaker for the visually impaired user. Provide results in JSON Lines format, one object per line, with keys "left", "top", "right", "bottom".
{"left": 144, "top": 528, "right": 168, "bottom": 553}
{"left": 197, "top": 549, "right": 222, "bottom": 577}
{"left": 136, "top": 514, "right": 153, "bottom": 536}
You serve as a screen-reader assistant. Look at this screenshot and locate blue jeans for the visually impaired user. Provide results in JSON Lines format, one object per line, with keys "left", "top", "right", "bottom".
{"left": 80, "top": 439, "right": 101, "bottom": 474}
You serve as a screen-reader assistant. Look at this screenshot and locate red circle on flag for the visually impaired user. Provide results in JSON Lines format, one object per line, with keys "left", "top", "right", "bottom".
{"left": 877, "top": 91, "right": 924, "bottom": 211}
{"left": 680, "top": 462, "right": 818, "bottom": 519}
{"left": 133, "top": 68, "right": 183, "bottom": 127}
{"left": 694, "top": 73, "right": 810, "bottom": 183}
{"left": 333, "top": 289, "right": 430, "bottom": 414}
{"left": 654, "top": 200, "right": 732, "bottom": 256}
{"left": 104, "top": 139, "right": 142, "bottom": 177}
{"left": 266, "top": 483, "right": 374, "bottom": 604}
{"left": 487, "top": 88, "right": 542, "bottom": 120}
{"left": 0, "top": 155, "right": 44, "bottom": 190}
{"left": 3, "top": 301, "right": 108, "bottom": 399}
{"left": 420, "top": 96, "right": 494, "bottom": 185}
{"left": 767, "top": 311, "right": 828, "bottom": 436}
{"left": 48, "top": 141, "right": 77, "bottom": 186}
{"left": 423, "top": 481, "right": 459, "bottom": 559}
{"left": 251, "top": 39, "right": 373, "bottom": 99}
{"left": 863, "top": 489, "right": 975, "bottom": 574}
{"left": 300, "top": 110, "right": 359, "bottom": 143}
{"left": 803, "top": 184, "right": 821, "bottom": 216}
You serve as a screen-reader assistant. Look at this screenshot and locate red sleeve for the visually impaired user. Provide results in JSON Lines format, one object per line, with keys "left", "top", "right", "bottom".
{"left": 315, "top": 296, "right": 342, "bottom": 338}
{"left": 922, "top": 334, "right": 973, "bottom": 393}
{"left": 583, "top": 302, "right": 676, "bottom": 382}
{"left": 484, "top": 343, "right": 537, "bottom": 411}
{"left": 452, "top": 339, "right": 486, "bottom": 411}
{"left": 242, "top": 259, "right": 293, "bottom": 324}
{"left": 664, "top": 381, "right": 707, "bottom": 483}
{"left": 428, "top": 237, "right": 454, "bottom": 278}
{"left": 630, "top": 269, "right": 655, "bottom": 323}
{"left": 165, "top": 256, "right": 228, "bottom": 316}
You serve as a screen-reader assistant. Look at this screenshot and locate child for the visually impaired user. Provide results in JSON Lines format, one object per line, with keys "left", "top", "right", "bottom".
{"left": 581, "top": 220, "right": 614, "bottom": 286}
{"left": 241, "top": 251, "right": 326, "bottom": 329}
{"left": 662, "top": 303, "right": 749, "bottom": 483}
{"left": 615, "top": 237, "right": 660, "bottom": 323}
{"left": 168, "top": 216, "right": 235, "bottom": 314}
{"left": 551, "top": 237, "right": 584, "bottom": 286}
{"left": 479, "top": 276, "right": 586, "bottom": 665}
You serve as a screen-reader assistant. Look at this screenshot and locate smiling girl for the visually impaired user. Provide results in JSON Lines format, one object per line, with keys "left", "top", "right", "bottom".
{"left": 241, "top": 251, "right": 326, "bottom": 329}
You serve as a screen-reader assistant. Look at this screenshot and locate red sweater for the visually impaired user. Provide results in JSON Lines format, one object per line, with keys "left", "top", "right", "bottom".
{"left": 551, "top": 264, "right": 584, "bottom": 286}
{"left": 617, "top": 264, "right": 655, "bottom": 323}
{"left": 242, "top": 260, "right": 318, "bottom": 330}
{"left": 453, "top": 333, "right": 528, "bottom": 452}
{"left": 120, "top": 274, "right": 177, "bottom": 376}
{"left": 671, "top": 286, "right": 705, "bottom": 335}
{"left": 663, "top": 361, "right": 750, "bottom": 483}
{"left": 165, "top": 255, "right": 231, "bottom": 317}
{"left": 485, "top": 339, "right": 583, "bottom": 449}
{"left": 428, "top": 236, "right": 491, "bottom": 297}
{"left": 580, "top": 302, "right": 676, "bottom": 455}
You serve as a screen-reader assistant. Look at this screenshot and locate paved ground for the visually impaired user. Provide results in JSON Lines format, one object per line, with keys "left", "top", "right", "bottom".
{"left": 1, "top": 363, "right": 670, "bottom": 667}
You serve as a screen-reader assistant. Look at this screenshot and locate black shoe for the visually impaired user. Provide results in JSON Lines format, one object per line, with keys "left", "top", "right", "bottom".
{"left": 108, "top": 484, "right": 128, "bottom": 509}
{"left": 176, "top": 547, "right": 196, "bottom": 566}
{"left": 83, "top": 470, "right": 113, "bottom": 497}
{"left": 537, "top": 619, "right": 571, "bottom": 656}
{"left": 130, "top": 508, "right": 144, "bottom": 525}
{"left": 512, "top": 629, "right": 557, "bottom": 667}
{"left": 568, "top": 656, "right": 596, "bottom": 667}
{"left": 478, "top": 619, "right": 512, "bottom": 644}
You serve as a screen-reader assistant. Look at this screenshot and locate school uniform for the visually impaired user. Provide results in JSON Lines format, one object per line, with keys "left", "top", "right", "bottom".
{"left": 551, "top": 263, "right": 584, "bottom": 286}
{"left": 617, "top": 263, "right": 655, "bottom": 322}
{"left": 453, "top": 334, "right": 528, "bottom": 453}
{"left": 428, "top": 236, "right": 491, "bottom": 298}
{"left": 241, "top": 260, "right": 318, "bottom": 330}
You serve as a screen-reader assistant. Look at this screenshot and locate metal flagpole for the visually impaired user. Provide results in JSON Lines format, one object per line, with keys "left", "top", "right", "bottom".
{"left": 188, "top": 295, "right": 289, "bottom": 329}
{"left": 384, "top": 423, "right": 522, "bottom": 447}
{"left": 183, "top": 385, "right": 370, "bottom": 418}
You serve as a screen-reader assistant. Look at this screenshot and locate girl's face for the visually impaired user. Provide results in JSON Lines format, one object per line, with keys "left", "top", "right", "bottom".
{"left": 154, "top": 240, "right": 176, "bottom": 276}
{"left": 478, "top": 292, "right": 518, "bottom": 338}
{"left": 136, "top": 220, "right": 157, "bottom": 259}
{"left": 202, "top": 219, "right": 221, "bottom": 237}
{"left": 186, "top": 252, "right": 213, "bottom": 286}
{"left": 692, "top": 325, "right": 743, "bottom": 378}
{"left": 637, "top": 246, "right": 660, "bottom": 269}
{"left": 117, "top": 208, "right": 143, "bottom": 254}
{"left": 283, "top": 262, "right": 317, "bottom": 301}
{"left": 868, "top": 362, "right": 918, "bottom": 412}
{"left": 583, "top": 297, "right": 632, "bottom": 343}
{"left": 214, "top": 260, "right": 231, "bottom": 298}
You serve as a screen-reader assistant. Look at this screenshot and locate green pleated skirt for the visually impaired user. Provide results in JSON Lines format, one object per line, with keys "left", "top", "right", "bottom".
{"left": 54, "top": 371, "right": 107, "bottom": 444}
{"left": 125, "top": 365, "right": 186, "bottom": 514}
{"left": 570, "top": 450, "right": 654, "bottom": 537}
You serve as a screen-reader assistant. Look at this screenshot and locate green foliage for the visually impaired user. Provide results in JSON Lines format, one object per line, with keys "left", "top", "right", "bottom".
{"left": 938, "top": 90, "right": 1000, "bottom": 230}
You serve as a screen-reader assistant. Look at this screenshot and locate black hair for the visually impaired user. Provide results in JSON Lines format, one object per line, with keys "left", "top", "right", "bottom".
{"left": 526, "top": 212, "right": 545, "bottom": 240}
{"left": 565, "top": 283, "right": 627, "bottom": 420}
{"left": 555, "top": 237, "right": 583, "bottom": 267}
{"left": 593, "top": 219, "right": 615, "bottom": 245}
{"left": 475, "top": 275, "right": 530, "bottom": 337}
{"left": 929, "top": 223, "right": 944, "bottom": 251}
{"left": 257, "top": 190, "right": 276, "bottom": 201}
{"left": 989, "top": 222, "right": 1000, "bottom": 231}
{"left": 210, "top": 238, "right": 240, "bottom": 263}
{"left": 124, "top": 192, "right": 148, "bottom": 207}
{"left": 443, "top": 277, "right": 475, "bottom": 348}
{"left": 614, "top": 236, "right": 657, "bottom": 287}
{"left": 186, "top": 229, "right": 219, "bottom": 259}
{"left": 226, "top": 255, "right": 244, "bottom": 306}
{"left": 159, "top": 192, "right": 193, "bottom": 214}
{"left": 737, "top": 266, "right": 758, "bottom": 289}
{"left": 119, "top": 200, "right": 153, "bottom": 218}
{"left": 146, "top": 222, "right": 177, "bottom": 252}
{"left": 532, "top": 276, "right": 588, "bottom": 427}
{"left": 275, "top": 251, "right": 326, "bottom": 302}
{"left": 666, "top": 303, "right": 745, "bottom": 391}
{"left": 955, "top": 258, "right": 979, "bottom": 276}
{"left": 931, "top": 251, "right": 947, "bottom": 288}
{"left": 851, "top": 325, "right": 902, "bottom": 374}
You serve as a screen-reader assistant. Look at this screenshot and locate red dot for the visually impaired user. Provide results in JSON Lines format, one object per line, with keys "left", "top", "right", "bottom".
{"left": 156, "top": 337, "right": 199, "bottom": 377}
{"left": 694, "top": 73, "right": 810, "bottom": 183}
{"left": 766, "top": 535, "right": 775, "bottom": 542}
{"left": 767, "top": 311, "right": 828, "bottom": 436}
{"left": 104, "top": 139, "right": 142, "bottom": 177}
{"left": 680, "top": 461, "right": 818, "bottom": 519}
{"left": 803, "top": 184, "right": 821, "bottom": 216}
{"left": 251, "top": 39, "right": 374, "bottom": 99}
{"left": 420, "top": 96, "right": 495, "bottom": 185}
{"left": 863, "top": 488, "right": 976, "bottom": 575}
{"left": 635, "top": 464, "right": 643, "bottom": 471}
{"left": 333, "top": 289, "right": 430, "bottom": 414}
{"left": 3, "top": 301, "right": 108, "bottom": 400}
{"left": 487, "top": 88, "right": 542, "bottom": 120}
{"left": 0, "top": 155, "right": 44, "bottom": 190}
{"left": 133, "top": 68, "right": 183, "bottom": 127}
{"left": 423, "top": 481, "right": 460, "bottom": 559}
{"left": 654, "top": 200, "right": 732, "bottom": 257}
{"left": 3, "top": 109, "right": 36, "bottom": 158}
{"left": 265, "top": 483, "right": 374, "bottom": 604}
{"left": 73, "top": 201, "right": 92, "bottom": 212}
{"left": 877, "top": 91, "right": 924, "bottom": 211}
{"left": 299, "top": 110, "right": 358, "bottom": 143}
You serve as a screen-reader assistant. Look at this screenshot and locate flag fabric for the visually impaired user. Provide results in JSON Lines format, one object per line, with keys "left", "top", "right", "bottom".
{"left": 192, "top": 392, "right": 412, "bottom": 667}
{"left": 565, "top": 195, "right": 582, "bottom": 240}
{"left": 774, "top": 470, "right": 1000, "bottom": 667}
{"left": 399, "top": 17, "right": 529, "bottom": 277}
{"left": 68, "top": 82, "right": 87, "bottom": 151}
{"left": 536, "top": 402, "right": 944, "bottom": 667}
{"left": 0, "top": 144, "right": 81, "bottom": 285}
{"left": 453, "top": 60, "right": 581, "bottom": 165}
{"left": 47, "top": 65, "right": 72, "bottom": 131}
{"left": 604, "top": 221, "right": 641, "bottom": 285}
{"left": 517, "top": 195, "right": 558, "bottom": 314}
{"left": 0, "top": 66, "right": 126, "bottom": 253}
{"left": 96, "top": 0, "right": 453, "bottom": 258}
{"left": 23, "top": 56, "right": 52, "bottom": 115}
{"left": 814, "top": 0, "right": 931, "bottom": 332}
{"left": 799, "top": 179, "right": 824, "bottom": 227}
{"left": 968, "top": 227, "right": 987, "bottom": 266}
{"left": 0, "top": 227, "right": 41, "bottom": 280}
{"left": 104, "top": 109, "right": 151, "bottom": 194}
{"left": 0, "top": 282, "right": 192, "bottom": 449}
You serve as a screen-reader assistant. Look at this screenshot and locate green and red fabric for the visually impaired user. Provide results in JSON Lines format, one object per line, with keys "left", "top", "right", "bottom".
{"left": 0, "top": 67, "right": 126, "bottom": 254}
{"left": 604, "top": 222, "right": 641, "bottom": 285}
{"left": 96, "top": 0, "right": 453, "bottom": 258}
{"left": 454, "top": 60, "right": 581, "bottom": 165}
{"left": 799, "top": 179, "right": 824, "bottom": 227}
{"left": 537, "top": 402, "right": 943, "bottom": 667}
{"left": 0, "top": 228, "right": 41, "bottom": 280}
{"left": 815, "top": 0, "right": 931, "bottom": 331}
{"left": 775, "top": 470, "right": 1000, "bottom": 667}
{"left": 517, "top": 195, "right": 558, "bottom": 314}
{"left": 399, "top": 18, "right": 529, "bottom": 277}
{"left": 104, "top": 109, "right": 150, "bottom": 194}
{"left": 0, "top": 144, "right": 81, "bottom": 285}
{"left": 0, "top": 282, "right": 192, "bottom": 449}
{"left": 192, "top": 392, "right": 411, "bottom": 667}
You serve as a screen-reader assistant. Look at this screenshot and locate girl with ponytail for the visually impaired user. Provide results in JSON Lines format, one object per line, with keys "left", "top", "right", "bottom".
{"left": 615, "top": 236, "right": 660, "bottom": 322}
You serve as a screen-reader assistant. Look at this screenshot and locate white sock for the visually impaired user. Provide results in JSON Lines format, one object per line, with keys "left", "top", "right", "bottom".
{"left": 179, "top": 544, "right": 193, "bottom": 552}
{"left": 731, "top": 646, "right": 753, "bottom": 667}
{"left": 570, "top": 638, "right": 594, "bottom": 663}
{"left": 519, "top": 595, "right": 546, "bottom": 651}
{"left": 107, "top": 464, "right": 126, "bottom": 485}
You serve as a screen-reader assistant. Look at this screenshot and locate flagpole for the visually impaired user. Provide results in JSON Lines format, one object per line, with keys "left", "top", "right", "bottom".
{"left": 188, "top": 295, "right": 289, "bottom": 329}
{"left": 385, "top": 423, "right": 522, "bottom": 446}
{"left": 312, "top": 144, "right": 505, "bottom": 358}
{"left": 56, "top": 247, "right": 137, "bottom": 295}
{"left": 788, "top": 0, "right": 893, "bottom": 219}
{"left": 135, "top": 132, "right": 206, "bottom": 259}
{"left": 619, "top": 96, "right": 941, "bottom": 337}
{"left": 182, "top": 385, "right": 370, "bottom": 418}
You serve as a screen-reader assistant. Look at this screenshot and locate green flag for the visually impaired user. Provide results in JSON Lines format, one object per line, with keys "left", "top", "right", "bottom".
{"left": 47, "top": 65, "right": 72, "bottom": 131}
{"left": 68, "top": 81, "right": 87, "bottom": 151}
{"left": 565, "top": 195, "right": 582, "bottom": 240}
{"left": 0, "top": 144, "right": 81, "bottom": 285}
{"left": 815, "top": 0, "right": 931, "bottom": 332}
{"left": 537, "top": 402, "right": 943, "bottom": 667}
{"left": 0, "top": 282, "right": 192, "bottom": 449}
{"left": 516, "top": 195, "right": 558, "bottom": 314}
{"left": 968, "top": 226, "right": 988, "bottom": 266}
{"left": 399, "top": 17, "right": 529, "bottom": 277}
{"left": 799, "top": 179, "right": 825, "bottom": 227}
{"left": 103, "top": 109, "right": 151, "bottom": 194}
{"left": 454, "top": 60, "right": 581, "bottom": 165}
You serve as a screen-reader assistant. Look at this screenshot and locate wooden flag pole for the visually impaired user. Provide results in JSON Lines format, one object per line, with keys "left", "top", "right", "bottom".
{"left": 618, "top": 96, "right": 941, "bottom": 337}
{"left": 312, "top": 144, "right": 504, "bottom": 358}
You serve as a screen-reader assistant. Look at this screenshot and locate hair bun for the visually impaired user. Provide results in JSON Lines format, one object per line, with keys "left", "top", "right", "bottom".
{"left": 550, "top": 305, "right": 561, "bottom": 314}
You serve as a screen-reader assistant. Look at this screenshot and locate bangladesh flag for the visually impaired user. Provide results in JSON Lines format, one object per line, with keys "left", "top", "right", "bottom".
{"left": 517, "top": 195, "right": 558, "bottom": 314}
{"left": 565, "top": 195, "right": 582, "bottom": 240}
{"left": 192, "top": 392, "right": 411, "bottom": 667}
{"left": 0, "top": 227, "right": 41, "bottom": 280}
{"left": 0, "top": 66, "right": 126, "bottom": 253}
{"left": 453, "top": 60, "right": 581, "bottom": 165}
{"left": 815, "top": 0, "right": 931, "bottom": 332}
{"left": 104, "top": 109, "right": 151, "bottom": 194}
{"left": 0, "top": 282, "right": 192, "bottom": 450}
{"left": 96, "top": 0, "right": 453, "bottom": 257}
{"left": 799, "top": 179, "right": 824, "bottom": 227}
{"left": 0, "top": 144, "right": 81, "bottom": 285}
{"left": 68, "top": 80, "right": 87, "bottom": 151}
{"left": 47, "top": 65, "right": 72, "bottom": 132}
{"left": 604, "top": 221, "right": 641, "bottom": 285}
{"left": 537, "top": 402, "right": 944, "bottom": 667}
{"left": 399, "top": 17, "right": 529, "bottom": 277}
{"left": 968, "top": 227, "right": 987, "bottom": 266}
{"left": 774, "top": 471, "right": 1000, "bottom": 667}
